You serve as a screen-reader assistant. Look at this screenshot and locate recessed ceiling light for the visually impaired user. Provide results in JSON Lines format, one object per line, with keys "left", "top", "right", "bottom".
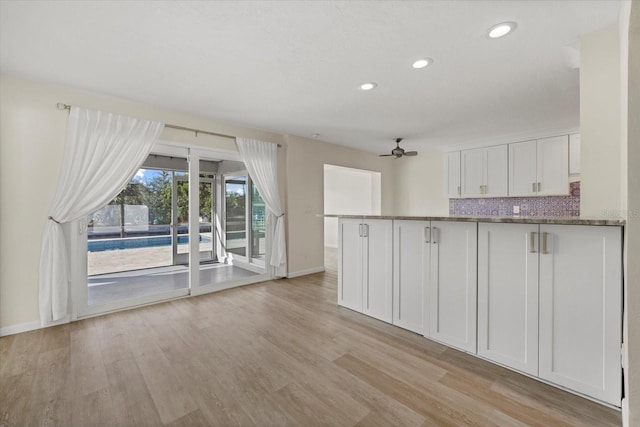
{"left": 412, "top": 58, "right": 433, "bottom": 69}
{"left": 488, "top": 22, "right": 517, "bottom": 39}
{"left": 359, "top": 82, "right": 377, "bottom": 91}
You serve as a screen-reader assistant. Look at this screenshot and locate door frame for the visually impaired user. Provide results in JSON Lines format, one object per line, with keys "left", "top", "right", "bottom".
{"left": 70, "top": 142, "right": 272, "bottom": 320}
{"left": 173, "top": 175, "right": 215, "bottom": 265}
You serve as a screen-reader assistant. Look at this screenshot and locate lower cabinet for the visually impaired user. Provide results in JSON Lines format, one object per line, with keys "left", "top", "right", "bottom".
{"left": 478, "top": 223, "right": 539, "bottom": 376}
{"left": 392, "top": 220, "right": 429, "bottom": 334}
{"left": 538, "top": 224, "right": 622, "bottom": 406}
{"left": 393, "top": 220, "right": 477, "bottom": 353}
{"left": 338, "top": 218, "right": 393, "bottom": 323}
{"left": 339, "top": 217, "right": 622, "bottom": 407}
{"left": 478, "top": 223, "right": 622, "bottom": 406}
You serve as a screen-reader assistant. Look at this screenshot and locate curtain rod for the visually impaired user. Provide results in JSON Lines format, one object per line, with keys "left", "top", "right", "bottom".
{"left": 56, "top": 103, "right": 281, "bottom": 147}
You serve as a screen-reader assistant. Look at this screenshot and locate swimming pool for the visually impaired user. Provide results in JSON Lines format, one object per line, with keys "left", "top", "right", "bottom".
{"left": 88, "top": 235, "right": 211, "bottom": 252}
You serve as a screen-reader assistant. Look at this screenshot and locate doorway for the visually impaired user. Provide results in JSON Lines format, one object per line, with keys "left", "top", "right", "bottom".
{"left": 323, "top": 164, "right": 382, "bottom": 271}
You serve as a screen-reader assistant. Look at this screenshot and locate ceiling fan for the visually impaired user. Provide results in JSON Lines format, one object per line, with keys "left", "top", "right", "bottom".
{"left": 380, "top": 138, "right": 418, "bottom": 158}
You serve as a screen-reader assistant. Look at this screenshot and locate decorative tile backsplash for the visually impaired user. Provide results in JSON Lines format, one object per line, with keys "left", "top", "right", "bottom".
{"left": 449, "top": 182, "right": 580, "bottom": 217}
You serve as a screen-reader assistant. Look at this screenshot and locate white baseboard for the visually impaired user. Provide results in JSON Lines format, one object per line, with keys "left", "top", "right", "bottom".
{"left": 287, "top": 266, "right": 325, "bottom": 278}
{"left": 0, "top": 320, "right": 41, "bottom": 337}
{"left": 0, "top": 317, "right": 70, "bottom": 337}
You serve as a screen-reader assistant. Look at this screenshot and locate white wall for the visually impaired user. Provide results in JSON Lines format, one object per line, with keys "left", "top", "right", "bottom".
{"left": 392, "top": 151, "right": 449, "bottom": 216}
{"left": 0, "top": 75, "right": 285, "bottom": 332}
{"left": 625, "top": 1, "right": 639, "bottom": 424}
{"left": 285, "top": 134, "right": 396, "bottom": 276}
{"left": 580, "top": 23, "right": 625, "bottom": 218}
{"left": 323, "top": 164, "right": 381, "bottom": 248}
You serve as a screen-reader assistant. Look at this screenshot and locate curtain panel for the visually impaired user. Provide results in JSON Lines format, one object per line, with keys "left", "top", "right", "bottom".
{"left": 236, "top": 138, "right": 287, "bottom": 277}
{"left": 39, "top": 107, "right": 164, "bottom": 325}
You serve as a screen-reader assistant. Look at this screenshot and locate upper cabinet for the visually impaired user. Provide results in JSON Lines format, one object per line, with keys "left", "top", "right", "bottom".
{"left": 446, "top": 133, "right": 574, "bottom": 199}
{"left": 569, "top": 133, "right": 581, "bottom": 175}
{"left": 446, "top": 151, "right": 461, "bottom": 198}
{"left": 509, "top": 136, "right": 569, "bottom": 197}
{"left": 461, "top": 145, "right": 508, "bottom": 198}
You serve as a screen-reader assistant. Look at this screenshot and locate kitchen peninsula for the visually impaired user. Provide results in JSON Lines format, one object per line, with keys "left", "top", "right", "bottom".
{"left": 331, "top": 214, "right": 624, "bottom": 407}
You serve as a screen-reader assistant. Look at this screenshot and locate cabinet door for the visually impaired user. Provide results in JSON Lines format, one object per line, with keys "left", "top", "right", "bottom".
{"left": 509, "top": 140, "right": 537, "bottom": 196}
{"left": 393, "top": 220, "right": 429, "bottom": 334}
{"left": 477, "top": 223, "right": 539, "bottom": 375}
{"left": 461, "top": 148, "right": 484, "bottom": 197}
{"left": 446, "top": 151, "right": 461, "bottom": 198}
{"left": 338, "top": 218, "right": 363, "bottom": 312}
{"left": 484, "top": 145, "right": 508, "bottom": 197}
{"left": 539, "top": 225, "right": 622, "bottom": 406}
{"left": 428, "top": 221, "right": 477, "bottom": 353}
{"left": 569, "top": 134, "right": 580, "bottom": 174}
{"left": 537, "top": 136, "right": 569, "bottom": 195}
{"left": 362, "top": 219, "right": 393, "bottom": 323}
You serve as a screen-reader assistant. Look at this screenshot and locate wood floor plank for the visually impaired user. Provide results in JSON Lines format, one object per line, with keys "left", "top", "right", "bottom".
{"left": 25, "top": 347, "right": 72, "bottom": 427}
{"left": 0, "top": 268, "right": 621, "bottom": 426}
{"left": 104, "top": 355, "right": 164, "bottom": 427}
{"left": 334, "top": 353, "right": 484, "bottom": 427}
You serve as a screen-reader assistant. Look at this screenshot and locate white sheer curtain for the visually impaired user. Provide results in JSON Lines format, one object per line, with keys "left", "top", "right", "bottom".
{"left": 236, "top": 138, "right": 287, "bottom": 277}
{"left": 39, "top": 107, "right": 164, "bottom": 324}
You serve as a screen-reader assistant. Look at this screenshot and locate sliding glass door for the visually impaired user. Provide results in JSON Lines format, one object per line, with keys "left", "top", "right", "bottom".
{"left": 174, "top": 176, "right": 215, "bottom": 264}
{"left": 75, "top": 147, "right": 270, "bottom": 319}
{"left": 223, "top": 174, "right": 265, "bottom": 266}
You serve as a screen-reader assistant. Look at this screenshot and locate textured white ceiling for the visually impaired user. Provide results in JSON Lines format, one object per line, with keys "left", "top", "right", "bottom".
{"left": 0, "top": 1, "right": 621, "bottom": 154}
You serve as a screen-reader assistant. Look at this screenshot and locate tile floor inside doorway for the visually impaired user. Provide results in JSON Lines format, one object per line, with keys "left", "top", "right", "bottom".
{"left": 88, "top": 263, "right": 258, "bottom": 306}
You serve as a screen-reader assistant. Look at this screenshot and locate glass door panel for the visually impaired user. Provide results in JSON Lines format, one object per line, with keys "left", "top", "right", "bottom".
{"left": 225, "top": 176, "right": 247, "bottom": 257}
{"left": 251, "top": 182, "right": 266, "bottom": 261}
{"left": 173, "top": 176, "right": 190, "bottom": 264}
{"left": 86, "top": 164, "right": 189, "bottom": 307}
{"left": 199, "top": 178, "right": 215, "bottom": 262}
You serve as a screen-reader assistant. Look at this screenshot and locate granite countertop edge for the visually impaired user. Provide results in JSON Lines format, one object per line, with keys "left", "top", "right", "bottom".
{"left": 323, "top": 214, "right": 625, "bottom": 226}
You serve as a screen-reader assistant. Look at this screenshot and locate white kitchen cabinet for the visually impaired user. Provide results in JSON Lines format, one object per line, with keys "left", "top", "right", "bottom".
{"left": 478, "top": 223, "right": 539, "bottom": 376}
{"left": 461, "top": 145, "right": 507, "bottom": 198}
{"left": 338, "top": 218, "right": 393, "bottom": 323}
{"left": 393, "top": 220, "right": 429, "bottom": 334}
{"left": 427, "top": 221, "right": 477, "bottom": 353}
{"left": 393, "top": 220, "right": 477, "bottom": 350}
{"left": 478, "top": 222, "right": 622, "bottom": 406}
{"left": 537, "top": 136, "right": 569, "bottom": 195}
{"left": 569, "top": 133, "right": 581, "bottom": 174}
{"left": 538, "top": 225, "right": 622, "bottom": 406}
{"left": 446, "top": 151, "right": 461, "bottom": 198}
{"left": 509, "top": 136, "right": 569, "bottom": 196}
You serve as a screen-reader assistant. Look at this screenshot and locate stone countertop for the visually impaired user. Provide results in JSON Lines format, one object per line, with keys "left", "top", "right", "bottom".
{"left": 324, "top": 214, "right": 625, "bottom": 226}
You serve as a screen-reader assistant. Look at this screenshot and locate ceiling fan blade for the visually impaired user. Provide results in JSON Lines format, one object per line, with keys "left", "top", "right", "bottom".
{"left": 379, "top": 154, "right": 395, "bottom": 157}
{"left": 404, "top": 151, "right": 418, "bottom": 156}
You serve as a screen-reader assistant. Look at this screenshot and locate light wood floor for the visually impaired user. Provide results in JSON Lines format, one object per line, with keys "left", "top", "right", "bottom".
{"left": 1, "top": 267, "right": 621, "bottom": 426}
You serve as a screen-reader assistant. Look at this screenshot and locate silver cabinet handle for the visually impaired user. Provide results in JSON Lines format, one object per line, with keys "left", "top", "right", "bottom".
{"left": 359, "top": 223, "right": 363, "bottom": 237}
{"left": 542, "top": 232, "right": 549, "bottom": 254}
{"left": 425, "top": 226, "right": 431, "bottom": 243}
{"left": 529, "top": 232, "right": 537, "bottom": 253}
{"left": 364, "top": 224, "right": 369, "bottom": 238}
{"left": 432, "top": 227, "right": 439, "bottom": 244}
{"left": 532, "top": 182, "right": 537, "bottom": 193}
{"left": 537, "top": 182, "right": 542, "bottom": 192}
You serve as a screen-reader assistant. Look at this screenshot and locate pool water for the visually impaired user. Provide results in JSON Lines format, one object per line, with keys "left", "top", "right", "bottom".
{"left": 88, "top": 235, "right": 211, "bottom": 252}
